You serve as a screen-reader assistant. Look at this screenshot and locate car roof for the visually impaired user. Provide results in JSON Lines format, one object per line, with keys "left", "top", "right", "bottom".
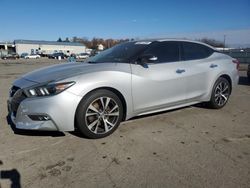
{"left": 133, "top": 38, "right": 216, "bottom": 50}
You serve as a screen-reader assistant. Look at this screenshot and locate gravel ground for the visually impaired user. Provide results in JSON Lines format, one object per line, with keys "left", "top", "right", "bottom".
{"left": 0, "top": 58, "right": 249, "bottom": 188}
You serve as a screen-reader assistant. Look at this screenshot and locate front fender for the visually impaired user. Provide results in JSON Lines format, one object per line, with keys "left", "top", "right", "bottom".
{"left": 66, "top": 70, "right": 134, "bottom": 120}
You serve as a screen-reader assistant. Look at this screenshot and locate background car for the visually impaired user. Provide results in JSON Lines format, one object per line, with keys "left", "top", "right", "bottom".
{"left": 25, "top": 54, "right": 41, "bottom": 59}
{"left": 76, "top": 53, "right": 89, "bottom": 59}
{"left": 247, "top": 64, "right": 250, "bottom": 81}
{"left": 8, "top": 39, "right": 239, "bottom": 139}
{"left": 20, "top": 53, "right": 29, "bottom": 58}
{"left": 2, "top": 53, "right": 19, "bottom": 60}
{"left": 48, "top": 52, "right": 67, "bottom": 59}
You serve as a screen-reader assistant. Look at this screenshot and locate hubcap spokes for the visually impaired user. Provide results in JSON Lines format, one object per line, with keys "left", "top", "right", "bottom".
{"left": 214, "top": 81, "right": 230, "bottom": 106}
{"left": 85, "top": 97, "right": 119, "bottom": 134}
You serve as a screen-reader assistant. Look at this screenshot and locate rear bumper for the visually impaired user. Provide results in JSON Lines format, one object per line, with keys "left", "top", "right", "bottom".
{"left": 231, "top": 68, "right": 239, "bottom": 88}
{"left": 233, "top": 74, "right": 239, "bottom": 87}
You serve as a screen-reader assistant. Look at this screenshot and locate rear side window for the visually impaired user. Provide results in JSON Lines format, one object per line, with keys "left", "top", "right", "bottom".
{"left": 181, "top": 42, "right": 214, "bottom": 61}
{"left": 142, "top": 41, "right": 180, "bottom": 63}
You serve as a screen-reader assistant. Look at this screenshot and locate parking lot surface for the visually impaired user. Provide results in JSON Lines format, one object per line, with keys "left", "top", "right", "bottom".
{"left": 0, "top": 59, "right": 249, "bottom": 188}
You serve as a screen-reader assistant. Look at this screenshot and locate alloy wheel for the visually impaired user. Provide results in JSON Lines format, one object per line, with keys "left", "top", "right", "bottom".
{"left": 85, "top": 97, "right": 120, "bottom": 134}
{"left": 214, "top": 80, "right": 230, "bottom": 106}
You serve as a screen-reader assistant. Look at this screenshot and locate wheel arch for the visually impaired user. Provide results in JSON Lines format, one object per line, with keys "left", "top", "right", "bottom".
{"left": 206, "top": 73, "right": 233, "bottom": 101}
{"left": 75, "top": 86, "right": 127, "bottom": 125}
{"left": 219, "top": 74, "right": 232, "bottom": 94}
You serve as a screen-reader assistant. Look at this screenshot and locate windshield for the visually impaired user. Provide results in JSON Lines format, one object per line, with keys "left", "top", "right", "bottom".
{"left": 87, "top": 41, "right": 151, "bottom": 63}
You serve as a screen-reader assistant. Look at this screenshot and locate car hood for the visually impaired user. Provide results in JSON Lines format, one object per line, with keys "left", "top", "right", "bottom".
{"left": 19, "top": 62, "right": 116, "bottom": 84}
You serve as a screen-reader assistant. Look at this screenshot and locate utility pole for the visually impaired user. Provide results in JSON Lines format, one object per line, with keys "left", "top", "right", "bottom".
{"left": 223, "top": 35, "right": 226, "bottom": 51}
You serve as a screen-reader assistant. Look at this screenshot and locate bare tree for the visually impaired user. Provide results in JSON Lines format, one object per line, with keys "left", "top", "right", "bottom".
{"left": 62, "top": 37, "right": 135, "bottom": 49}
{"left": 57, "top": 37, "right": 62, "bottom": 42}
{"left": 198, "top": 38, "right": 225, "bottom": 48}
{"left": 64, "top": 37, "right": 70, "bottom": 42}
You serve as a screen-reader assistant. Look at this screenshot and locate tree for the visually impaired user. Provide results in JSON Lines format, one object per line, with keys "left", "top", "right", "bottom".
{"left": 72, "top": 36, "right": 78, "bottom": 43}
{"left": 64, "top": 37, "right": 70, "bottom": 42}
{"left": 198, "top": 38, "right": 225, "bottom": 48}
{"left": 57, "top": 37, "right": 62, "bottom": 42}
{"left": 67, "top": 36, "right": 135, "bottom": 49}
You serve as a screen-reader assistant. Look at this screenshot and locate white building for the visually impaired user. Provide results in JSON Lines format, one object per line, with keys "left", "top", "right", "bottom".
{"left": 0, "top": 42, "right": 15, "bottom": 58}
{"left": 14, "top": 40, "right": 86, "bottom": 56}
{"left": 97, "top": 44, "right": 104, "bottom": 51}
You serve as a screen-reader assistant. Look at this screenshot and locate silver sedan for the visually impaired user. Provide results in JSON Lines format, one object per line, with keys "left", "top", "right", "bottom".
{"left": 7, "top": 39, "right": 239, "bottom": 138}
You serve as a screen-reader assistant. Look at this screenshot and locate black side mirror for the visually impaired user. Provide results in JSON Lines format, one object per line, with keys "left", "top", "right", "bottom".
{"left": 136, "top": 54, "right": 158, "bottom": 68}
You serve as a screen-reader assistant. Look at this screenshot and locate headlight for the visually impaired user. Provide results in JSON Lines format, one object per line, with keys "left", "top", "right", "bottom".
{"left": 24, "top": 81, "right": 75, "bottom": 97}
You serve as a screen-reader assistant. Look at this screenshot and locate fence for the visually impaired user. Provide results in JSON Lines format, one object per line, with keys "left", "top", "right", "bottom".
{"left": 223, "top": 50, "right": 250, "bottom": 64}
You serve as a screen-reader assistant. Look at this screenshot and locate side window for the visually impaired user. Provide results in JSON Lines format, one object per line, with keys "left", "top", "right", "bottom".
{"left": 181, "top": 42, "right": 213, "bottom": 61}
{"left": 142, "top": 41, "right": 180, "bottom": 63}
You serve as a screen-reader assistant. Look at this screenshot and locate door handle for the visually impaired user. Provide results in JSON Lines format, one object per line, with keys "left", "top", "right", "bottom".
{"left": 176, "top": 69, "right": 185, "bottom": 74}
{"left": 210, "top": 64, "right": 218, "bottom": 68}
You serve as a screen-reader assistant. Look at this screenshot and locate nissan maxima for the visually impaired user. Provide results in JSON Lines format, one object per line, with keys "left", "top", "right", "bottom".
{"left": 7, "top": 39, "right": 239, "bottom": 138}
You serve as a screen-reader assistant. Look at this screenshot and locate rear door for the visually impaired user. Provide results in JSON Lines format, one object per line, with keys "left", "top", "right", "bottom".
{"left": 180, "top": 42, "right": 215, "bottom": 102}
{"left": 131, "top": 41, "right": 187, "bottom": 114}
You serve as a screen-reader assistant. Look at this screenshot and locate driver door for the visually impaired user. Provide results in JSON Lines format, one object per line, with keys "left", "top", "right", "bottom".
{"left": 131, "top": 41, "right": 187, "bottom": 114}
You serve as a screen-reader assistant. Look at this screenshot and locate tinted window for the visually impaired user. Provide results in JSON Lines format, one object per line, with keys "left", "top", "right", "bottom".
{"left": 181, "top": 42, "right": 214, "bottom": 61}
{"left": 142, "top": 41, "right": 180, "bottom": 63}
{"left": 87, "top": 42, "right": 150, "bottom": 63}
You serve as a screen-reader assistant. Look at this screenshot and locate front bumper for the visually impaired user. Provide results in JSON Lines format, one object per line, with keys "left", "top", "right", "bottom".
{"left": 8, "top": 90, "right": 82, "bottom": 131}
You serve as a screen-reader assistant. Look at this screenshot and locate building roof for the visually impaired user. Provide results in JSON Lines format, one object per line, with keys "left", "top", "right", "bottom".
{"left": 14, "top": 40, "right": 85, "bottom": 47}
{"left": 0, "top": 42, "right": 14, "bottom": 46}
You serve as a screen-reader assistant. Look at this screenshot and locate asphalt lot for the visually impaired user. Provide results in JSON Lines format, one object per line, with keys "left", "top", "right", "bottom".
{"left": 0, "top": 58, "right": 249, "bottom": 188}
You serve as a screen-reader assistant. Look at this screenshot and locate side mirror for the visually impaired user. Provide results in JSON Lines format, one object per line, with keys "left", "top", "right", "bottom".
{"left": 136, "top": 54, "right": 158, "bottom": 68}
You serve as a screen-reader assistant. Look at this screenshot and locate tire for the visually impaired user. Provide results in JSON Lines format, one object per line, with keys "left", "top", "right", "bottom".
{"left": 75, "top": 89, "right": 123, "bottom": 139}
{"left": 207, "top": 77, "right": 231, "bottom": 109}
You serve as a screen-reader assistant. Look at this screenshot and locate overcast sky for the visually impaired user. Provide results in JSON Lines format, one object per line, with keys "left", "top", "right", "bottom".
{"left": 0, "top": 0, "right": 249, "bottom": 47}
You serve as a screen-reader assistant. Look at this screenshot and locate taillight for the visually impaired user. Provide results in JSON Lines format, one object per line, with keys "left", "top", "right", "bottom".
{"left": 232, "top": 59, "right": 240, "bottom": 70}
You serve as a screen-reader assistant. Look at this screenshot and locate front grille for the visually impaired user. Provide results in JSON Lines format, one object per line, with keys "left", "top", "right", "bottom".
{"left": 11, "top": 89, "right": 27, "bottom": 117}
{"left": 10, "top": 86, "right": 20, "bottom": 97}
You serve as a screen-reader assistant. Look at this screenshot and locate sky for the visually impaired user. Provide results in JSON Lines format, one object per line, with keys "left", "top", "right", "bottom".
{"left": 0, "top": 0, "right": 250, "bottom": 47}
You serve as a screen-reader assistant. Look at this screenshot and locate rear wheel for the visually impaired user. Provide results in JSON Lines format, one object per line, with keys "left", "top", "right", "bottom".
{"left": 75, "top": 89, "right": 123, "bottom": 139}
{"left": 208, "top": 77, "right": 231, "bottom": 109}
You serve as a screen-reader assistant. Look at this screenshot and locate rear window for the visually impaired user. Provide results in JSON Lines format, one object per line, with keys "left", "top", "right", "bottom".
{"left": 181, "top": 42, "right": 214, "bottom": 61}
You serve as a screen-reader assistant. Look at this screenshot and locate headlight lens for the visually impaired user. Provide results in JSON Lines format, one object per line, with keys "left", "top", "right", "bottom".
{"left": 25, "top": 81, "right": 75, "bottom": 97}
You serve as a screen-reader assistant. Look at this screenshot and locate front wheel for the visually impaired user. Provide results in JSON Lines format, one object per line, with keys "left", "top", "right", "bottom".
{"left": 75, "top": 89, "right": 123, "bottom": 139}
{"left": 207, "top": 77, "right": 231, "bottom": 109}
